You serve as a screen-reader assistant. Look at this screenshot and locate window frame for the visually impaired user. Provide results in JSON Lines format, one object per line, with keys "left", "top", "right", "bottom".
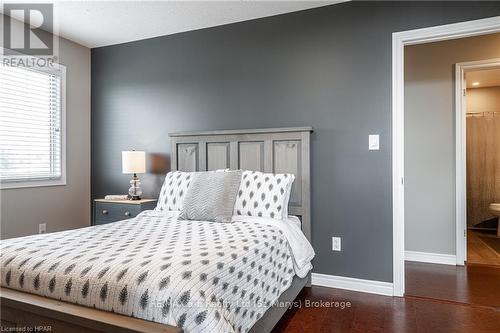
{"left": 0, "top": 62, "right": 66, "bottom": 190}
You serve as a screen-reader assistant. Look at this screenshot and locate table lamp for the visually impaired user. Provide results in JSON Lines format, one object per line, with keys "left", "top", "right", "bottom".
{"left": 122, "top": 150, "right": 146, "bottom": 200}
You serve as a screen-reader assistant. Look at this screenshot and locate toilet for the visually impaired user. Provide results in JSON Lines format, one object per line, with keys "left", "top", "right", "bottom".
{"left": 489, "top": 203, "right": 500, "bottom": 236}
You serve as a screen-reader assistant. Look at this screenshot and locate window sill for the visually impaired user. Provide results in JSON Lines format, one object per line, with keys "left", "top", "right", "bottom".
{"left": 0, "top": 178, "right": 66, "bottom": 190}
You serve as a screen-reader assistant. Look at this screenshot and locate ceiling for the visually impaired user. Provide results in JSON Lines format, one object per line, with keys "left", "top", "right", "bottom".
{"left": 467, "top": 68, "right": 500, "bottom": 88}
{"left": 2, "top": 1, "right": 343, "bottom": 48}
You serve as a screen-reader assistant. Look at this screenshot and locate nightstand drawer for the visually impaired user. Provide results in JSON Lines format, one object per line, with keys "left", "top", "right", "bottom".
{"left": 94, "top": 202, "right": 141, "bottom": 223}
{"left": 93, "top": 199, "right": 157, "bottom": 226}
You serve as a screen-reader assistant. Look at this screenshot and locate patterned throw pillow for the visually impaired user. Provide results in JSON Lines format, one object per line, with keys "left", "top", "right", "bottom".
{"left": 155, "top": 171, "right": 193, "bottom": 211}
{"left": 180, "top": 170, "right": 242, "bottom": 222}
{"left": 233, "top": 170, "right": 295, "bottom": 220}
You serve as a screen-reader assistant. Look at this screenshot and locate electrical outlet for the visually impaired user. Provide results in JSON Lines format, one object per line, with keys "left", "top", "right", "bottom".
{"left": 39, "top": 223, "right": 46, "bottom": 234}
{"left": 332, "top": 237, "right": 341, "bottom": 251}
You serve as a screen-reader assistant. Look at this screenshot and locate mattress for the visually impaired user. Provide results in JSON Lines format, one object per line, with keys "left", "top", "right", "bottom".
{"left": 0, "top": 211, "right": 313, "bottom": 333}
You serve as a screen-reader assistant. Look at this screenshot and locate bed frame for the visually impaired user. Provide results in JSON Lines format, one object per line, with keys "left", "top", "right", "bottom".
{"left": 1, "top": 127, "right": 313, "bottom": 333}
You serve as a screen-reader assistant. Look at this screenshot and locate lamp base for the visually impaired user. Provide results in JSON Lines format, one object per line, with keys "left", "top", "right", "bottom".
{"left": 128, "top": 173, "right": 143, "bottom": 201}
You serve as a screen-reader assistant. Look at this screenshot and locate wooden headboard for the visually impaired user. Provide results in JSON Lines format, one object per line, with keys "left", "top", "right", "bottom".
{"left": 169, "top": 127, "right": 313, "bottom": 241}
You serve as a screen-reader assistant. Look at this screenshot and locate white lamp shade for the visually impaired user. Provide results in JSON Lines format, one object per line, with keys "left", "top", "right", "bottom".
{"left": 122, "top": 151, "right": 146, "bottom": 174}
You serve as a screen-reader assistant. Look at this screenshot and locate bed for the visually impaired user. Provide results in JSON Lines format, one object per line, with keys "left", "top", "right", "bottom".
{"left": 0, "top": 127, "right": 313, "bottom": 333}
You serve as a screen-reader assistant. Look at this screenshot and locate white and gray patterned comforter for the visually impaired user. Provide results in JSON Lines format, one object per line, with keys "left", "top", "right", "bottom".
{"left": 0, "top": 211, "right": 312, "bottom": 333}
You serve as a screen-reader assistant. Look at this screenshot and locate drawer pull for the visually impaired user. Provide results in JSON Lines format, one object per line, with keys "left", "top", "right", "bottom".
{"left": 102, "top": 210, "right": 108, "bottom": 215}
{"left": 125, "top": 211, "right": 131, "bottom": 217}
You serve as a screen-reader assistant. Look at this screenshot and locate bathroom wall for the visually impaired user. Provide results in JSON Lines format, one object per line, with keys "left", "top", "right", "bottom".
{"left": 467, "top": 86, "right": 500, "bottom": 113}
{"left": 405, "top": 33, "right": 500, "bottom": 255}
{"left": 466, "top": 86, "right": 500, "bottom": 227}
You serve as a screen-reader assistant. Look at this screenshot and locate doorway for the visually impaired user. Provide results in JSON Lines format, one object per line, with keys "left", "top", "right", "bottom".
{"left": 392, "top": 16, "right": 500, "bottom": 297}
{"left": 398, "top": 30, "right": 500, "bottom": 308}
{"left": 457, "top": 62, "right": 500, "bottom": 266}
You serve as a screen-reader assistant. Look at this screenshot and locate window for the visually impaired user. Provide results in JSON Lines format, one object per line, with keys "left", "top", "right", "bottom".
{"left": 0, "top": 64, "right": 66, "bottom": 189}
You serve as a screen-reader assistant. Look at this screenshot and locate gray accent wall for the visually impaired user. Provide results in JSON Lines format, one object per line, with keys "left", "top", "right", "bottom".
{"left": 91, "top": 2, "right": 500, "bottom": 282}
{"left": 1, "top": 16, "right": 91, "bottom": 239}
{"left": 404, "top": 33, "right": 500, "bottom": 255}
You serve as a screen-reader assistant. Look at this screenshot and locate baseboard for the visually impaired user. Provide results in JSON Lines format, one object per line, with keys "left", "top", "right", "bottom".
{"left": 405, "top": 250, "right": 456, "bottom": 265}
{"left": 311, "top": 273, "right": 393, "bottom": 296}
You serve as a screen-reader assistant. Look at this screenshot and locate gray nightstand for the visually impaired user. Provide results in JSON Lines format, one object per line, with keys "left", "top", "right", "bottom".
{"left": 93, "top": 199, "right": 157, "bottom": 225}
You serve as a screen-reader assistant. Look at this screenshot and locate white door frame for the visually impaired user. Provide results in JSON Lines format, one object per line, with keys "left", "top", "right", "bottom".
{"left": 455, "top": 58, "right": 500, "bottom": 265}
{"left": 392, "top": 16, "right": 500, "bottom": 297}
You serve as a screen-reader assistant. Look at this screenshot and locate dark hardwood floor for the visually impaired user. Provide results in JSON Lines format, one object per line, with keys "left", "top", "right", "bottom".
{"left": 405, "top": 261, "right": 500, "bottom": 308}
{"left": 272, "top": 286, "right": 500, "bottom": 333}
{"left": 273, "top": 263, "right": 500, "bottom": 332}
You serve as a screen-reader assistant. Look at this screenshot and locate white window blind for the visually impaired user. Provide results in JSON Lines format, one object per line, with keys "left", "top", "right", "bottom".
{"left": 0, "top": 65, "right": 64, "bottom": 186}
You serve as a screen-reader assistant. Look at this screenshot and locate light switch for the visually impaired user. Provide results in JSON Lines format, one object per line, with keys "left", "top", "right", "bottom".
{"left": 369, "top": 134, "right": 380, "bottom": 151}
{"left": 332, "top": 237, "right": 341, "bottom": 251}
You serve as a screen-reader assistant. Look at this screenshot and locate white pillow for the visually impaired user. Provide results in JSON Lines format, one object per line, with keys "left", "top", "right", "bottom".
{"left": 155, "top": 171, "right": 193, "bottom": 211}
{"left": 233, "top": 170, "right": 295, "bottom": 220}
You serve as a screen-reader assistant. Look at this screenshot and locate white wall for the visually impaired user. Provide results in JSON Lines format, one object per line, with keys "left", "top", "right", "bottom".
{"left": 0, "top": 18, "right": 91, "bottom": 239}
{"left": 404, "top": 33, "right": 500, "bottom": 255}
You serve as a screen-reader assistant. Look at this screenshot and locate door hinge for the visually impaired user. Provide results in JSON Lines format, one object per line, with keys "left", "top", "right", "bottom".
{"left": 401, "top": 177, "right": 404, "bottom": 185}
{"left": 464, "top": 230, "right": 466, "bottom": 237}
{"left": 463, "top": 89, "right": 466, "bottom": 96}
